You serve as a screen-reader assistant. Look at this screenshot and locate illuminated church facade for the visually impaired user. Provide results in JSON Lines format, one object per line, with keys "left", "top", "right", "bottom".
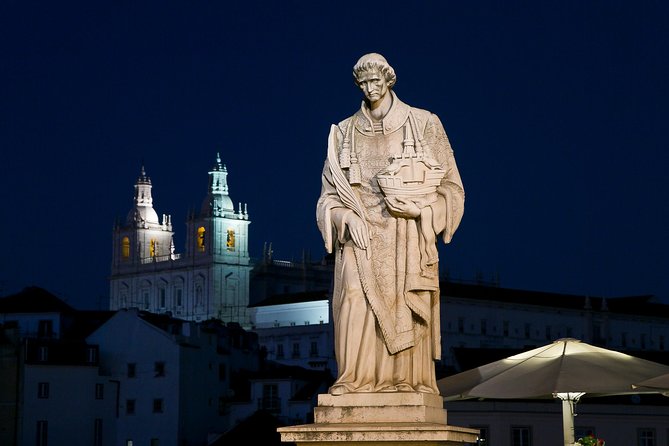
{"left": 109, "top": 154, "right": 253, "bottom": 328}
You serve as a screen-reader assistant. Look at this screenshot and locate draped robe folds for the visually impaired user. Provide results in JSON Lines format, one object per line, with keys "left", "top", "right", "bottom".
{"left": 316, "top": 92, "right": 465, "bottom": 394}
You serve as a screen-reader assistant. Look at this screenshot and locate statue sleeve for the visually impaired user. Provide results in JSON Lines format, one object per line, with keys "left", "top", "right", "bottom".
{"left": 424, "top": 113, "right": 465, "bottom": 243}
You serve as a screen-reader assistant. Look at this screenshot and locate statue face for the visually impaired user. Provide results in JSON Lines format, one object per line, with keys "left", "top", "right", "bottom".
{"left": 356, "top": 69, "right": 389, "bottom": 104}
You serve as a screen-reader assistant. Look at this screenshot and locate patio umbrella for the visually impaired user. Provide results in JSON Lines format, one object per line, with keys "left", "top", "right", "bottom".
{"left": 437, "top": 338, "right": 669, "bottom": 446}
{"left": 632, "top": 371, "right": 669, "bottom": 394}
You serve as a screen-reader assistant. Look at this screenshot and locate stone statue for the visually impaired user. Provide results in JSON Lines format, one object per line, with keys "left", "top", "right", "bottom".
{"left": 316, "top": 53, "right": 465, "bottom": 395}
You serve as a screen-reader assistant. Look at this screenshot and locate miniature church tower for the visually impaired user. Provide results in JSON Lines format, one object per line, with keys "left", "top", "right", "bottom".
{"left": 110, "top": 154, "right": 252, "bottom": 328}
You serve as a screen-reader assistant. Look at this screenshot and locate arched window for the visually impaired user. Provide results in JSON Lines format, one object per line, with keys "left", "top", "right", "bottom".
{"left": 226, "top": 229, "right": 235, "bottom": 251}
{"left": 197, "top": 227, "right": 206, "bottom": 253}
{"left": 122, "top": 237, "right": 130, "bottom": 259}
{"left": 150, "top": 239, "right": 157, "bottom": 257}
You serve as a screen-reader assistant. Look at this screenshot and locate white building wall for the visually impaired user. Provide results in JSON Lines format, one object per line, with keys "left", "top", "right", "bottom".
{"left": 87, "top": 310, "right": 181, "bottom": 446}
{"left": 20, "top": 365, "right": 116, "bottom": 446}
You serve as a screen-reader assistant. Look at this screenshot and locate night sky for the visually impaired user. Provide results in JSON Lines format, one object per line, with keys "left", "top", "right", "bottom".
{"left": 1, "top": 1, "right": 667, "bottom": 310}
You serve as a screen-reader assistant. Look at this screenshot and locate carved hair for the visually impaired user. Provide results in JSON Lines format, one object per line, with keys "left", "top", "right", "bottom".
{"left": 352, "top": 53, "right": 396, "bottom": 88}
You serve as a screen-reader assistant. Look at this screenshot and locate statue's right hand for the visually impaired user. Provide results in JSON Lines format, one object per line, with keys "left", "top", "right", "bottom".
{"left": 345, "top": 215, "right": 369, "bottom": 250}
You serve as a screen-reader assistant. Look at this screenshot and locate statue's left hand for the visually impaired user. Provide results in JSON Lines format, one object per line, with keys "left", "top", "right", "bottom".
{"left": 384, "top": 196, "right": 421, "bottom": 219}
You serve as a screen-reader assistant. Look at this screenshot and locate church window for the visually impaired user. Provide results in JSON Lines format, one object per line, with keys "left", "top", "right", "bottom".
{"left": 195, "top": 285, "right": 203, "bottom": 306}
{"left": 122, "top": 237, "right": 130, "bottom": 259}
{"left": 197, "top": 227, "right": 206, "bottom": 252}
{"left": 175, "top": 288, "right": 182, "bottom": 307}
{"left": 226, "top": 229, "right": 235, "bottom": 251}
{"left": 150, "top": 239, "right": 158, "bottom": 257}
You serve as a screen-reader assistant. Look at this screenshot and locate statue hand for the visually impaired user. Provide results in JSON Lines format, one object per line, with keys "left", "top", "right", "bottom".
{"left": 384, "top": 196, "right": 421, "bottom": 219}
{"left": 345, "top": 214, "right": 369, "bottom": 250}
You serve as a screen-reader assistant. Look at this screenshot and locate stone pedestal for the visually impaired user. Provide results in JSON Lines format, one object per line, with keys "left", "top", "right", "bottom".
{"left": 277, "top": 392, "right": 479, "bottom": 445}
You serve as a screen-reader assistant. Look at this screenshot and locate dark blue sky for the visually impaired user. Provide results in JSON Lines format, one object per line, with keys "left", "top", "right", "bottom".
{"left": 1, "top": 1, "right": 667, "bottom": 309}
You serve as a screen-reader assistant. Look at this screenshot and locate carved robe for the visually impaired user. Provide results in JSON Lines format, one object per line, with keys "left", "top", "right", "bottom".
{"left": 316, "top": 92, "right": 465, "bottom": 394}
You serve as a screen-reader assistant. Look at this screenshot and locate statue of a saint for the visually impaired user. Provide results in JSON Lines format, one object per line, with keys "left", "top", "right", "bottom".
{"left": 316, "top": 53, "right": 465, "bottom": 395}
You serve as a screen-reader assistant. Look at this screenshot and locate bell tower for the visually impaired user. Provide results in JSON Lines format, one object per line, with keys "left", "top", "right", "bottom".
{"left": 110, "top": 154, "right": 252, "bottom": 328}
{"left": 185, "top": 153, "right": 252, "bottom": 324}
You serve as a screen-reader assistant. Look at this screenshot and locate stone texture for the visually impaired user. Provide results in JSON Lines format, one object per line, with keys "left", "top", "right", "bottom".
{"left": 277, "top": 392, "right": 479, "bottom": 445}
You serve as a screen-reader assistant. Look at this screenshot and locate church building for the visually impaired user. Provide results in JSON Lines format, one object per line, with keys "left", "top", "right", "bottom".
{"left": 109, "top": 154, "right": 253, "bottom": 328}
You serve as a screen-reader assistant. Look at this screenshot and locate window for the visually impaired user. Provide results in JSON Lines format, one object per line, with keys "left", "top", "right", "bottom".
{"left": 511, "top": 426, "right": 532, "bottom": 446}
{"left": 638, "top": 428, "right": 655, "bottom": 446}
{"left": 310, "top": 341, "right": 318, "bottom": 357}
{"left": 154, "top": 361, "right": 165, "bottom": 377}
{"left": 87, "top": 347, "right": 98, "bottom": 364}
{"left": 159, "top": 288, "right": 166, "bottom": 308}
{"left": 150, "top": 239, "right": 157, "bottom": 257}
{"left": 276, "top": 344, "right": 284, "bottom": 359}
{"left": 95, "top": 383, "right": 104, "bottom": 400}
{"left": 126, "top": 399, "right": 136, "bottom": 415}
{"left": 261, "top": 384, "right": 280, "bottom": 412}
{"left": 127, "top": 363, "right": 136, "bottom": 378}
{"left": 122, "top": 236, "right": 130, "bottom": 259}
{"left": 175, "top": 288, "right": 183, "bottom": 307}
{"left": 481, "top": 319, "right": 487, "bottom": 335}
{"left": 93, "top": 418, "right": 103, "bottom": 446}
{"left": 457, "top": 317, "right": 464, "bottom": 333}
{"left": 152, "top": 398, "right": 164, "bottom": 413}
{"left": 503, "top": 321, "right": 510, "bottom": 337}
{"left": 36, "top": 420, "right": 48, "bottom": 446}
{"left": 226, "top": 229, "right": 235, "bottom": 250}
{"left": 197, "top": 227, "right": 206, "bottom": 252}
{"left": 38, "top": 346, "right": 48, "bottom": 362}
{"left": 150, "top": 439, "right": 160, "bottom": 446}
{"left": 37, "top": 382, "right": 49, "bottom": 399}
{"left": 218, "top": 363, "right": 226, "bottom": 381}
{"left": 292, "top": 342, "right": 300, "bottom": 358}
{"left": 38, "top": 320, "right": 53, "bottom": 338}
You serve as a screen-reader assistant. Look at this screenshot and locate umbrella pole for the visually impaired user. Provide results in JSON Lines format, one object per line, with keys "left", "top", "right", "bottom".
{"left": 555, "top": 392, "right": 584, "bottom": 446}
{"left": 561, "top": 398, "right": 576, "bottom": 446}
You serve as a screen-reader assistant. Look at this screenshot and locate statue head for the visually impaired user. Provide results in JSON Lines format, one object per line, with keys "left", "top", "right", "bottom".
{"left": 353, "top": 53, "right": 396, "bottom": 89}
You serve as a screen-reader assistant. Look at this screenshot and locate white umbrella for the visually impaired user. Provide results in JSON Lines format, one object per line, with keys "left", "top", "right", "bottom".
{"left": 632, "top": 371, "right": 669, "bottom": 395}
{"left": 438, "top": 338, "right": 669, "bottom": 446}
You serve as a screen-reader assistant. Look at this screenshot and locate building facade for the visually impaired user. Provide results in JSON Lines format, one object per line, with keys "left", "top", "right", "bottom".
{"left": 110, "top": 154, "right": 252, "bottom": 328}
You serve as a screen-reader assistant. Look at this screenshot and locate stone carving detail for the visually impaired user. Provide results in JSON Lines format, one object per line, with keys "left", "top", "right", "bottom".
{"left": 316, "top": 53, "right": 465, "bottom": 396}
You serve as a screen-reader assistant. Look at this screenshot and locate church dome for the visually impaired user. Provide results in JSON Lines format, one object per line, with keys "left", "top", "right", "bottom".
{"left": 127, "top": 205, "right": 160, "bottom": 226}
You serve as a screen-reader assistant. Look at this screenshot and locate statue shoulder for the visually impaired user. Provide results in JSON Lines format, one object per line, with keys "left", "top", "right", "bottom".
{"left": 336, "top": 116, "right": 355, "bottom": 132}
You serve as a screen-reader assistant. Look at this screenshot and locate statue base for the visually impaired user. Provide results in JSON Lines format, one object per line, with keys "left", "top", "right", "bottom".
{"left": 277, "top": 392, "right": 479, "bottom": 445}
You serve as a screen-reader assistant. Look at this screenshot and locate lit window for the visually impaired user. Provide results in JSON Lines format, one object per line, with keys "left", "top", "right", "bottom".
{"left": 197, "top": 227, "right": 206, "bottom": 252}
{"left": 150, "top": 239, "right": 157, "bottom": 257}
{"left": 226, "top": 229, "right": 235, "bottom": 251}
{"left": 122, "top": 237, "right": 130, "bottom": 259}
